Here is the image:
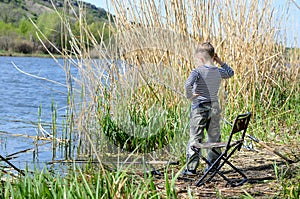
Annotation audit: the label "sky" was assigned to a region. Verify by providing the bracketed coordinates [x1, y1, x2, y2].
[84, 0, 300, 47]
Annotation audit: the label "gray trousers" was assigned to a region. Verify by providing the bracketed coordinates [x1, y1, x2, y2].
[186, 101, 221, 171]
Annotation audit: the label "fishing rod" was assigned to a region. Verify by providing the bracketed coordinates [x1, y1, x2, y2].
[223, 120, 295, 164]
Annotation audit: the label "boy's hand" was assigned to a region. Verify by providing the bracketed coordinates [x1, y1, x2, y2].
[190, 94, 200, 100]
[213, 53, 224, 66]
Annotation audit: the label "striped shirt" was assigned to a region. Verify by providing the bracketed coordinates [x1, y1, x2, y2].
[185, 63, 234, 109]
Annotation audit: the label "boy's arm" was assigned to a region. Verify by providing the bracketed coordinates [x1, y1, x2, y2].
[213, 53, 224, 65]
[219, 63, 234, 78]
[184, 70, 198, 99]
[214, 53, 234, 78]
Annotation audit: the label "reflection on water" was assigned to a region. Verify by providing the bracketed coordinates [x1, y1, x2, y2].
[0, 56, 77, 171]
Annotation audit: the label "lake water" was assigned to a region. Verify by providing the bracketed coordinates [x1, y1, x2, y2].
[0, 56, 77, 171]
[0, 56, 179, 174]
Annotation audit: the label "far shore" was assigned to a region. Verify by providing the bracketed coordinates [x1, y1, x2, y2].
[0, 52, 63, 58]
[0, 51, 101, 59]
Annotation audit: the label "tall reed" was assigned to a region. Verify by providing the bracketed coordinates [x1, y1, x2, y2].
[32, 0, 298, 170]
[107, 0, 299, 142]
[110, 0, 298, 113]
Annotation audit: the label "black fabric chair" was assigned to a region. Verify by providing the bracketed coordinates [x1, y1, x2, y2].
[191, 112, 251, 187]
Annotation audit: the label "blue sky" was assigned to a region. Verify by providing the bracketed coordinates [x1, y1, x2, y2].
[85, 0, 300, 47]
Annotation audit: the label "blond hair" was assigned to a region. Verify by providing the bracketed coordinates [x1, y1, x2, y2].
[195, 42, 215, 57]
[194, 42, 215, 66]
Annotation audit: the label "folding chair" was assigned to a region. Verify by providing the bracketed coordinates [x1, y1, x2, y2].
[191, 112, 251, 187]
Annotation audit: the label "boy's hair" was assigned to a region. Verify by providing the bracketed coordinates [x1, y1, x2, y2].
[195, 42, 215, 58]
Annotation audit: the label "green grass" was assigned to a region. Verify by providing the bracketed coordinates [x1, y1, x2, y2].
[0, 165, 182, 199]
[274, 162, 300, 199]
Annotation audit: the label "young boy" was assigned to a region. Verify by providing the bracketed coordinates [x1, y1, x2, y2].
[183, 42, 234, 175]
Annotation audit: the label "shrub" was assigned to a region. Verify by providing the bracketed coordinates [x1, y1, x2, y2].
[13, 40, 34, 54]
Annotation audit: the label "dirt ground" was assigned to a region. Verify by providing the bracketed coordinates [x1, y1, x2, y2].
[152, 143, 300, 198]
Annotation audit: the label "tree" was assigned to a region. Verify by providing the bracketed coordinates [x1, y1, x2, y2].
[36, 12, 62, 52]
[18, 18, 35, 39]
[0, 20, 18, 51]
[0, 4, 24, 24]
[89, 20, 112, 46]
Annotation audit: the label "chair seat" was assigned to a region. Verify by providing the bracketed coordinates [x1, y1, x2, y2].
[192, 142, 227, 149]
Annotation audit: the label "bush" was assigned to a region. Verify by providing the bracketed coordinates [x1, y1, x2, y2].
[0, 36, 12, 51]
[13, 40, 33, 54]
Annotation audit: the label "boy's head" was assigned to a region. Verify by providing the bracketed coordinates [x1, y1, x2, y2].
[195, 42, 215, 58]
[194, 42, 215, 65]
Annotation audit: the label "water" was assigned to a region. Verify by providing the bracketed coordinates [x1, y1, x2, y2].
[0, 57, 180, 173]
[0, 56, 77, 171]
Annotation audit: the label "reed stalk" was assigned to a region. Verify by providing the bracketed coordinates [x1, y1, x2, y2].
[107, 0, 299, 142]
[21, 0, 298, 170]
[37, 0, 298, 168]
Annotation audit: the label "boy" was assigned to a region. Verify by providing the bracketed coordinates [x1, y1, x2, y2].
[183, 42, 234, 175]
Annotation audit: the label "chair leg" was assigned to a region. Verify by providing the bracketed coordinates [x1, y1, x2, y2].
[194, 152, 227, 186]
[211, 148, 248, 186]
[195, 154, 233, 186]
[218, 158, 247, 186]
[195, 159, 223, 186]
[193, 147, 247, 187]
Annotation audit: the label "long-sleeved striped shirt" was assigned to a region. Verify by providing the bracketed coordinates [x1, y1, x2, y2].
[185, 63, 234, 109]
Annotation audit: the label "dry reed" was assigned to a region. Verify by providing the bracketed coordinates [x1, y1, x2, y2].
[109, 0, 298, 115]
[42, 0, 298, 167]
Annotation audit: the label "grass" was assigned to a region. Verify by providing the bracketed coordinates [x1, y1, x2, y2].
[274, 162, 300, 198]
[0, 165, 182, 199]
[1, 151, 299, 198]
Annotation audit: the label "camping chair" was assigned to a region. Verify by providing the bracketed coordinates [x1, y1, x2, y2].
[191, 112, 251, 187]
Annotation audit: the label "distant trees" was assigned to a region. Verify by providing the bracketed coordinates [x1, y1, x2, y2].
[0, 20, 19, 51]
[0, 3, 24, 23]
[0, 17, 40, 54]
[36, 12, 62, 53]
[0, 1, 111, 55]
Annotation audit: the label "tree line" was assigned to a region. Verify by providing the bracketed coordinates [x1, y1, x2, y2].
[0, 1, 111, 55]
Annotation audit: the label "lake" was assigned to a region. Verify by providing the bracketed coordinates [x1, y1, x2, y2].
[0, 56, 77, 171]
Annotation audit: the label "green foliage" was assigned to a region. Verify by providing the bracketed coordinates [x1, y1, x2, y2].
[0, 0, 111, 54]
[0, 167, 165, 199]
[0, 20, 19, 51]
[18, 18, 35, 39]
[0, 20, 16, 32]
[274, 162, 300, 199]
[222, 66, 299, 143]
[88, 21, 111, 43]
[36, 12, 62, 48]
[0, 2, 24, 23]
[99, 104, 176, 153]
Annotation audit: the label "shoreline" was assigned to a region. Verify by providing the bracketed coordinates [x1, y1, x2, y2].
[0, 52, 63, 58]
